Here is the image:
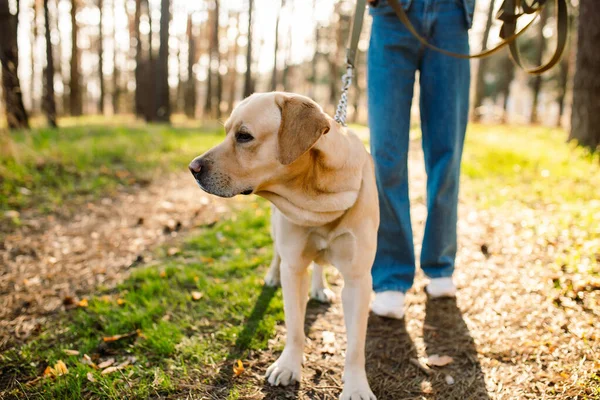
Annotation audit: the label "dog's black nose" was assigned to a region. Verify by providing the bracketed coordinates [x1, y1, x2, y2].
[189, 158, 203, 175]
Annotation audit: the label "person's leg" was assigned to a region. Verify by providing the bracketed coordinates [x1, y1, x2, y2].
[418, 0, 470, 294]
[367, 4, 422, 297]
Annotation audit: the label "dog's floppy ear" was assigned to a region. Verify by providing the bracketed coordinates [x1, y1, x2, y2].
[275, 94, 330, 165]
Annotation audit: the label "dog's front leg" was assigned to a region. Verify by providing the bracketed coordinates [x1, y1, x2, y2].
[266, 260, 309, 386]
[339, 270, 376, 400]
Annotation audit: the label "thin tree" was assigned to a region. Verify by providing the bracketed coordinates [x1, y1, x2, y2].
[227, 12, 240, 113]
[498, 53, 515, 123]
[42, 0, 57, 127]
[215, 0, 222, 119]
[153, 0, 170, 122]
[530, 8, 549, 124]
[204, 0, 220, 116]
[70, 0, 82, 115]
[281, 2, 292, 91]
[133, 0, 142, 116]
[270, 0, 284, 91]
[309, 0, 318, 99]
[30, 0, 38, 113]
[184, 13, 197, 118]
[0, 0, 30, 129]
[140, 0, 156, 122]
[98, 0, 105, 114]
[472, 0, 496, 122]
[555, 13, 576, 128]
[112, 0, 120, 114]
[569, 0, 600, 150]
[243, 0, 253, 98]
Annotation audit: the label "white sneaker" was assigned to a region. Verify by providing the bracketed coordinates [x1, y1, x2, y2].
[426, 277, 457, 298]
[371, 291, 405, 319]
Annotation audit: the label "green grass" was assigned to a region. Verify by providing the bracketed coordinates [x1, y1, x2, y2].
[0, 120, 223, 214]
[462, 124, 600, 206]
[462, 124, 600, 280]
[1, 199, 282, 399]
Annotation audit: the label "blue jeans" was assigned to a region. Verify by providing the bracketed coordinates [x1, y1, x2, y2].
[367, 0, 471, 293]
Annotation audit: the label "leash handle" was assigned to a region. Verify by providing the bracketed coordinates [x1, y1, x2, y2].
[386, 0, 569, 75]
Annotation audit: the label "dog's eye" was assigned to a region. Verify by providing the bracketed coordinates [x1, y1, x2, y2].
[236, 132, 254, 143]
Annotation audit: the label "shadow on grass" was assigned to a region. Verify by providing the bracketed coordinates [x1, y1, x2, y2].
[365, 298, 489, 399]
[422, 297, 489, 399]
[206, 283, 332, 400]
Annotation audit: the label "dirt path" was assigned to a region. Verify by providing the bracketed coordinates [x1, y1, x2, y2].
[198, 138, 599, 399]
[0, 173, 224, 349]
[2, 136, 598, 399]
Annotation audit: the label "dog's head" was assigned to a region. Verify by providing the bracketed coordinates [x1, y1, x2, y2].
[189, 92, 331, 198]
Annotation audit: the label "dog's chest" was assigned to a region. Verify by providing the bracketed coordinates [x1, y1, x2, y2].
[308, 230, 356, 266]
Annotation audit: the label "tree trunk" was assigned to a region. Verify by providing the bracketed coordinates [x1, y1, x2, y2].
[530, 7, 549, 124]
[204, 0, 220, 117]
[214, 0, 222, 118]
[472, 0, 495, 122]
[310, 6, 319, 99]
[143, 0, 154, 121]
[153, 0, 170, 122]
[69, 0, 82, 116]
[30, 0, 37, 113]
[98, 0, 105, 114]
[184, 13, 196, 118]
[0, 0, 30, 129]
[498, 53, 515, 124]
[243, 0, 253, 98]
[134, 0, 142, 116]
[281, 7, 292, 91]
[569, 0, 600, 150]
[270, 0, 284, 91]
[227, 12, 240, 113]
[112, 0, 120, 114]
[42, 0, 57, 127]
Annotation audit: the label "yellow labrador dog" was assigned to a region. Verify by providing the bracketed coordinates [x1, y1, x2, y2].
[189, 92, 379, 400]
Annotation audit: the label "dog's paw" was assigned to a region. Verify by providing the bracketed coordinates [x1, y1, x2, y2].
[265, 355, 301, 386]
[340, 372, 376, 400]
[264, 270, 281, 287]
[310, 287, 335, 303]
[339, 385, 376, 400]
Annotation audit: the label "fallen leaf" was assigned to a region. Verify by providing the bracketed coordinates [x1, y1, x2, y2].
[420, 380, 433, 394]
[44, 360, 69, 377]
[102, 331, 138, 342]
[167, 247, 180, 256]
[87, 372, 96, 382]
[81, 354, 97, 369]
[191, 291, 203, 301]
[233, 359, 245, 376]
[424, 354, 454, 367]
[64, 349, 79, 356]
[159, 270, 167, 278]
[116, 298, 126, 305]
[101, 366, 119, 375]
[97, 358, 115, 369]
[77, 298, 89, 307]
[100, 295, 111, 303]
